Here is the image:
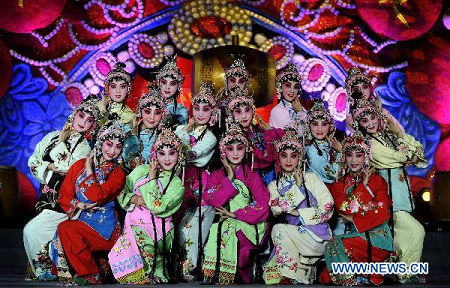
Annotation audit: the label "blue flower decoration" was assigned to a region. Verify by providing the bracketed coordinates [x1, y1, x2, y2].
[375, 71, 441, 178]
[0, 64, 72, 194]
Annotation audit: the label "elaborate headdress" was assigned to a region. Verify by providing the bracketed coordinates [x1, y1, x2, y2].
[274, 127, 303, 154]
[304, 99, 335, 142]
[226, 86, 255, 116]
[156, 55, 184, 89]
[224, 54, 250, 91]
[191, 82, 218, 126]
[345, 67, 371, 97]
[136, 81, 167, 118]
[105, 62, 132, 87]
[219, 121, 252, 157]
[276, 62, 302, 100]
[151, 127, 186, 169]
[342, 132, 372, 170]
[351, 99, 385, 132]
[71, 94, 102, 122]
[95, 121, 129, 158]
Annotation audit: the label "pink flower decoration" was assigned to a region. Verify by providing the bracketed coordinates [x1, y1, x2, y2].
[325, 202, 333, 212]
[349, 199, 360, 213]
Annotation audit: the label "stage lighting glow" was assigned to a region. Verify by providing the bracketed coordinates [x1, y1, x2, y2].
[422, 190, 431, 202]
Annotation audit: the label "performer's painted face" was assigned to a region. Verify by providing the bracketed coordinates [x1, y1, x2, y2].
[142, 106, 163, 129]
[73, 110, 95, 133]
[227, 75, 247, 91]
[108, 79, 128, 103]
[102, 138, 123, 161]
[281, 80, 300, 102]
[358, 112, 379, 134]
[156, 146, 178, 171]
[193, 103, 213, 125]
[351, 81, 371, 101]
[232, 104, 253, 128]
[345, 149, 365, 173]
[160, 76, 179, 100]
[225, 142, 246, 165]
[310, 118, 331, 140]
[279, 148, 300, 173]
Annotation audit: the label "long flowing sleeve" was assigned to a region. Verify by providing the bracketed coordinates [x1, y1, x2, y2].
[351, 174, 391, 233]
[370, 138, 409, 169]
[233, 171, 270, 225]
[189, 130, 217, 167]
[268, 181, 283, 216]
[141, 176, 184, 218]
[251, 128, 284, 169]
[329, 179, 352, 216]
[80, 165, 126, 205]
[58, 159, 84, 217]
[297, 172, 334, 226]
[203, 169, 239, 207]
[117, 164, 148, 211]
[28, 131, 59, 184]
[52, 137, 91, 173]
[396, 134, 427, 168]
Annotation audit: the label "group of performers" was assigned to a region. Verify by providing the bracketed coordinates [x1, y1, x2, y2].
[23, 55, 427, 286]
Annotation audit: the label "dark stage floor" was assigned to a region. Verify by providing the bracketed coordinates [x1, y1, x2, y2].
[1, 229, 450, 287]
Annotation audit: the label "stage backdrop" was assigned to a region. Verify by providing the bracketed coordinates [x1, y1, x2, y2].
[0, 0, 447, 206]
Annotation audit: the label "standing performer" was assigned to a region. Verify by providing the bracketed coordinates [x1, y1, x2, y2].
[175, 82, 218, 281]
[352, 99, 427, 283]
[227, 89, 283, 185]
[263, 129, 334, 285]
[202, 122, 270, 284]
[345, 67, 404, 134]
[101, 62, 135, 129]
[157, 55, 188, 127]
[55, 121, 128, 285]
[109, 128, 185, 284]
[320, 133, 393, 286]
[269, 62, 307, 136]
[24, 96, 100, 281]
[304, 99, 342, 184]
[121, 83, 166, 172]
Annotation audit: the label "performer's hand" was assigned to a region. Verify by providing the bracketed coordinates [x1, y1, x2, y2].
[293, 167, 303, 186]
[185, 118, 195, 133]
[373, 95, 382, 110]
[148, 158, 158, 179]
[101, 91, 109, 111]
[255, 114, 271, 131]
[292, 97, 303, 113]
[47, 163, 58, 172]
[387, 117, 404, 137]
[363, 167, 375, 185]
[221, 156, 234, 181]
[76, 201, 98, 211]
[327, 136, 343, 153]
[290, 209, 299, 216]
[215, 206, 236, 219]
[404, 155, 419, 166]
[131, 195, 147, 209]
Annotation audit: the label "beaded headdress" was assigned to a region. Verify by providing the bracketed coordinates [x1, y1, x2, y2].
[136, 81, 167, 118]
[151, 127, 186, 169]
[156, 55, 184, 89]
[95, 121, 129, 158]
[105, 62, 132, 87]
[342, 132, 372, 170]
[274, 128, 303, 154]
[345, 67, 371, 97]
[276, 62, 302, 100]
[224, 54, 250, 91]
[304, 99, 335, 142]
[71, 94, 102, 122]
[226, 87, 254, 116]
[351, 99, 385, 132]
[192, 82, 218, 126]
[219, 121, 252, 157]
